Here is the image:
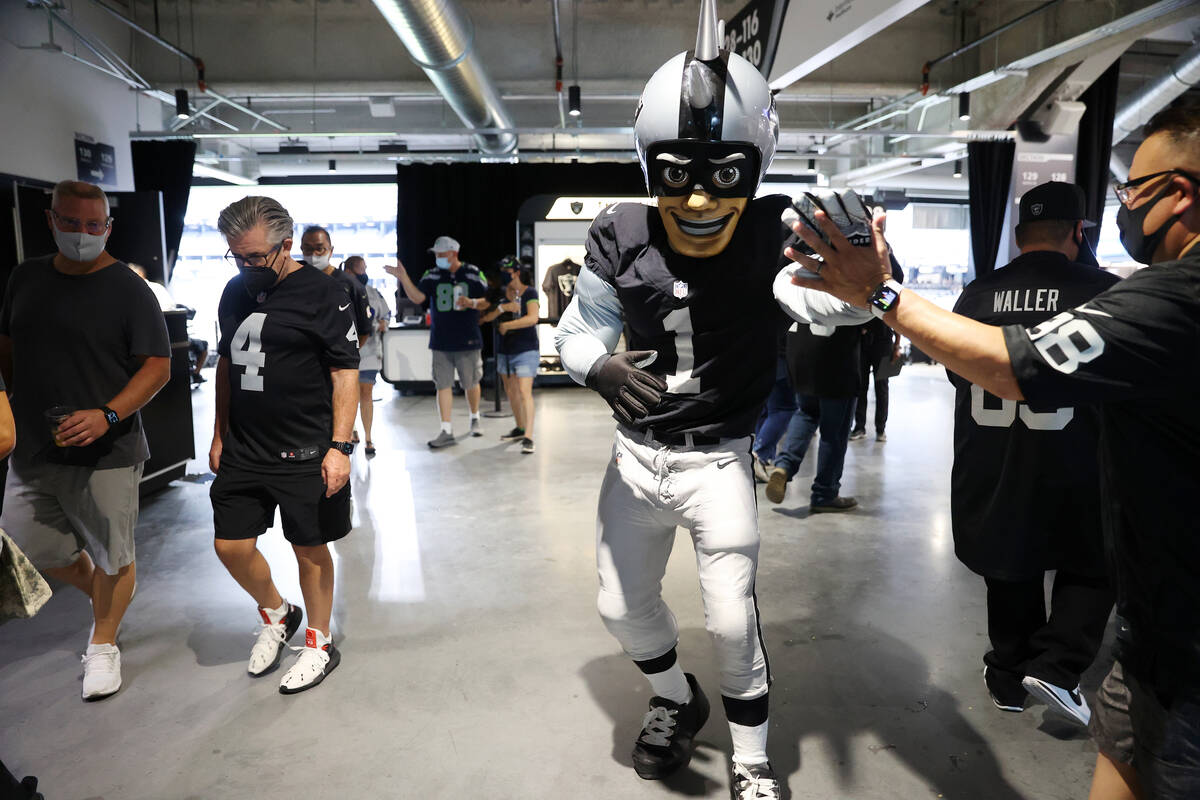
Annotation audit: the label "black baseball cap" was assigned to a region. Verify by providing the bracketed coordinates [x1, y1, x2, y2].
[1018, 181, 1096, 227]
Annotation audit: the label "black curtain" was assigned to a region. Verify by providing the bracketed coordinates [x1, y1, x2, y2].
[968, 140, 1016, 278]
[1075, 59, 1121, 251]
[131, 139, 196, 282]
[395, 162, 644, 277]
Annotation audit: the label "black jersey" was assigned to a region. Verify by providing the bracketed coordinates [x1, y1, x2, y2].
[1004, 247, 1200, 693]
[315, 262, 371, 339]
[585, 196, 791, 438]
[217, 265, 360, 474]
[950, 251, 1119, 580]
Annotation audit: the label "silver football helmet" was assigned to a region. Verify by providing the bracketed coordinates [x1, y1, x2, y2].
[633, 0, 779, 198]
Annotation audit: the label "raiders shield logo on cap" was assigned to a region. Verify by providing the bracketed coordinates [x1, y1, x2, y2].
[673, 280, 688, 299]
[1031, 203, 1044, 216]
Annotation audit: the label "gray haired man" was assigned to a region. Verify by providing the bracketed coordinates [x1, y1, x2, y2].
[210, 196, 360, 694]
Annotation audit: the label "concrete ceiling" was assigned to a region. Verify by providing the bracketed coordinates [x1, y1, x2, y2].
[18, 0, 1200, 188]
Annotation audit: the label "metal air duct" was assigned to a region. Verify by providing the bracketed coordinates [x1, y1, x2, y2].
[1113, 39, 1200, 144]
[369, 0, 518, 154]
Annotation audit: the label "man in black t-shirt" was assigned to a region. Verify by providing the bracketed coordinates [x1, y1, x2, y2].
[210, 196, 359, 695]
[785, 101, 1200, 800]
[0, 180, 171, 702]
[950, 182, 1118, 726]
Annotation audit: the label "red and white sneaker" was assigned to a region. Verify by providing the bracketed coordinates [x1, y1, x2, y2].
[279, 628, 341, 694]
[248, 603, 303, 677]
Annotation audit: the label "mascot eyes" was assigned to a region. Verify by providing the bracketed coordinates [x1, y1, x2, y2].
[662, 166, 690, 188]
[713, 166, 741, 189]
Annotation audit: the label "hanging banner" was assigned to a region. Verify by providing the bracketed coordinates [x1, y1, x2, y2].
[724, 0, 789, 77]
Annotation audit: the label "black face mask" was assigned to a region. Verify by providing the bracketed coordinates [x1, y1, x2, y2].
[1117, 183, 1182, 265]
[499, 270, 513, 286]
[354, 271, 369, 286]
[240, 245, 284, 298]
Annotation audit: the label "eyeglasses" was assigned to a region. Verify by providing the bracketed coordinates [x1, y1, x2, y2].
[224, 241, 284, 268]
[300, 243, 331, 256]
[1113, 169, 1200, 206]
[51, 209, 112, 236]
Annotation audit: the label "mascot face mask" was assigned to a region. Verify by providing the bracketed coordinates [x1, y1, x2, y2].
[634, 0, 778, 259]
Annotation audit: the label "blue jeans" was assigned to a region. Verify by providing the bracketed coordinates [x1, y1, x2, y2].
[753, 356, 796, 463]
[773, 394, 858, 504]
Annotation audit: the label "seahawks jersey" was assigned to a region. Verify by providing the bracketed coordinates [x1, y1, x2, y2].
[418, 263, 487, 351]
[949, 251, 1118, 580]
[1004, 246, 1200, 692]
[584, 196, 791, 438]
[217, 265, 359, 474]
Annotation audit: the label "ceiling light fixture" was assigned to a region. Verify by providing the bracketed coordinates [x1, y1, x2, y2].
[328, 159, 337, 173]
[174, 88, 190, 119]
[568, 85, 582, 117]
[958, 92, 971, 122]
[953, 159, 963, 178]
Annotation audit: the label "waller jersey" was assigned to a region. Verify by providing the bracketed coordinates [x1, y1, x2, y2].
[585, 196, 791, 438]
[1004, 246, 1200, 693]
[949, 251, 1119, 580]
[217, 265, 360, 474]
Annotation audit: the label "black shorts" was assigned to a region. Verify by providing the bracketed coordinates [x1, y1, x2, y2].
[210, 465, 352, 546]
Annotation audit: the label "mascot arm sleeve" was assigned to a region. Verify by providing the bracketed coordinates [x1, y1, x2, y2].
[554, 267, 624, 386]
[773, 267, 873, 326]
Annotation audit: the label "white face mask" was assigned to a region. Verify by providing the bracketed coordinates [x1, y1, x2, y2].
[308, 253, 331, 270]
[435, 256, 451, 269]
[54, 229, 107, 263]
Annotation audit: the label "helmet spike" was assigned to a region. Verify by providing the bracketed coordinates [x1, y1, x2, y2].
[694, 0, 721, 62]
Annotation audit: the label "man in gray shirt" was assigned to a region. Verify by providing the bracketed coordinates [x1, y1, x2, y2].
[0, 180, 170, 702]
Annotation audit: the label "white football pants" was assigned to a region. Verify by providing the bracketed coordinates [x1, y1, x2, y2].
[595, 426, 770, 700]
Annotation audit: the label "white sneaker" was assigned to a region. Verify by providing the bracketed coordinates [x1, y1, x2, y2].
[279, 630, 341, 694]
[469, 418, 483, 437]
[248, 603, 303, 677]
[81, 643, 122, 701]
[1022, 675, 1090, 726]
[731, 760, 781, 800]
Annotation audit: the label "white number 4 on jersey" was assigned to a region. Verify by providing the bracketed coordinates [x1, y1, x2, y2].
[230, 312, 267, 391]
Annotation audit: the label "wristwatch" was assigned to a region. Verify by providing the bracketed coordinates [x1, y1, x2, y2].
[868, 279, 904, 319]
[100, 406, 120, 427]
[330, 441, 355, 455]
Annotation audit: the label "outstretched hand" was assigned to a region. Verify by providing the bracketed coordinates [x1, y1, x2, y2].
[783, 206, 893, 308]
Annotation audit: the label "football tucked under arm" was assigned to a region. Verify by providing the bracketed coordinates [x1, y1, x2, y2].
[554, 267, 625, 386]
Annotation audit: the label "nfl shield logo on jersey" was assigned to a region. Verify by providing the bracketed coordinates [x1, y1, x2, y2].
[673, 280, 688, 299]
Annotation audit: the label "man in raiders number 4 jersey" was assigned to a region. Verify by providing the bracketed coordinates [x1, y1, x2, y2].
[949, 182, 1117, 726]
[210, 196, 360, 695]
[555, 4, 869, 796]
[785, 101, 1200, 800]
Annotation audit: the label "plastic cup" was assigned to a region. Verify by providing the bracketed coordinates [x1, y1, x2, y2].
[44, 405, 74, 447]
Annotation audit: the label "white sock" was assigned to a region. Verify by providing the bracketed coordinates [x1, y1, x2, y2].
[440, 421, 453, 434]
[645, 662, 692, 705]
[729, 719, 769, 766]
[469, 411, 480, 421]
[260, 599, 289, 624]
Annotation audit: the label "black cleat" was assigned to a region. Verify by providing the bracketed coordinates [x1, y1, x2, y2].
[632, 673, 710, 780]
[983, 666, 1027, 712]
[731, 760, 782, 800]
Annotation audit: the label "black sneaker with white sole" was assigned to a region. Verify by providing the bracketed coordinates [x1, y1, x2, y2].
[632, 673, 710, 780]
[500, 427, 525, 441]
[983, 666, 1026, 712]
[1022, 675, 1090, 726]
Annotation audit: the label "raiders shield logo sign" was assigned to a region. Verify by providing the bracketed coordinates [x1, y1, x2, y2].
[570, 201, 584, 215]
[673, 280, 688, 299]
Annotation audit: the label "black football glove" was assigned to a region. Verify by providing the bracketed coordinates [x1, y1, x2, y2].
[585, 350, 668, 426]
[780, 189, 875, 263]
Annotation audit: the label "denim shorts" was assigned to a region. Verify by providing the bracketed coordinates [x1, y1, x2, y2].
[497, 349, 539, 379]
[1090, 658, 1200, 798]
[358, 369, 378, 385]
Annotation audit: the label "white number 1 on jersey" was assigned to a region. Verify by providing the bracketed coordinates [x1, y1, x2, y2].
[662, 307, 700, 394]
[230, 312, 267, 392]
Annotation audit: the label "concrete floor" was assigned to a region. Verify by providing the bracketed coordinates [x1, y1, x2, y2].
[0, 365, 1111, 800]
